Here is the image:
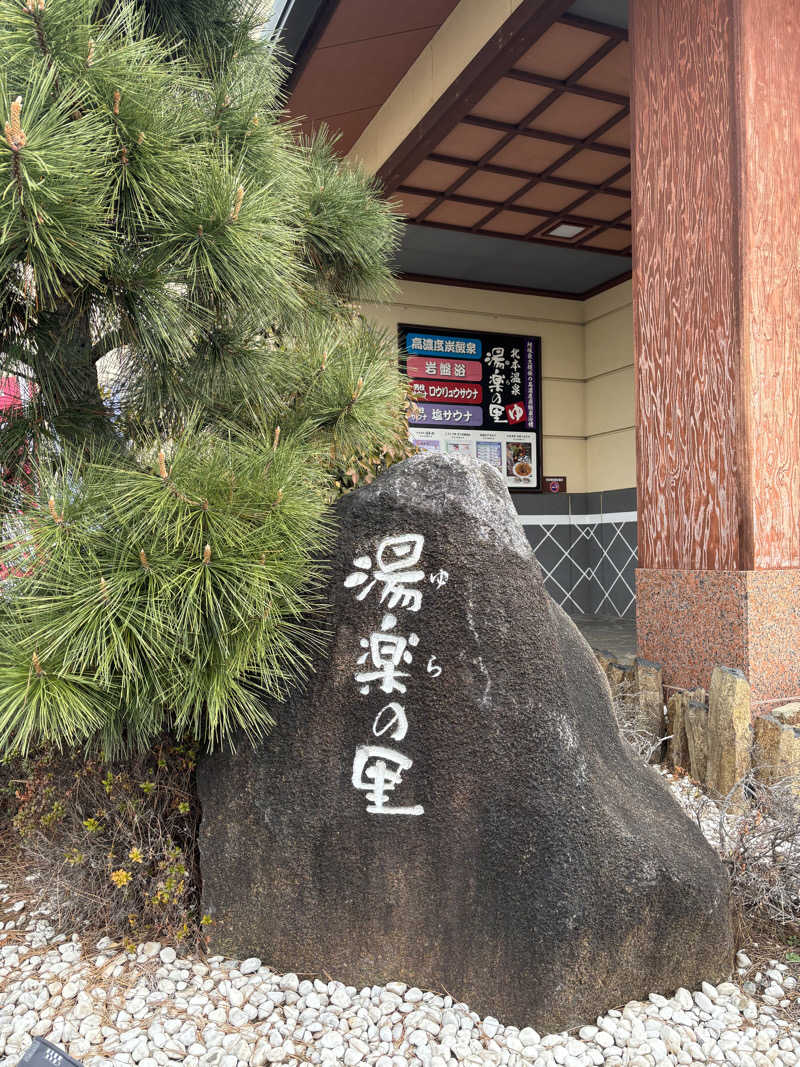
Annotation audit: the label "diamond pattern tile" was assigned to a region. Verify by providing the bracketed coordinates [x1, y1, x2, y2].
[526, 517, 637, 618]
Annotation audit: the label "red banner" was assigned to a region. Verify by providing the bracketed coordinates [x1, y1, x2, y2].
[0, 377, 21, 411]
[406, 355, 483, 382]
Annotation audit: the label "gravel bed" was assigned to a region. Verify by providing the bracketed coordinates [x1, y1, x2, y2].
[0, 777, 798, 1067]
[661, 771, 743, 852]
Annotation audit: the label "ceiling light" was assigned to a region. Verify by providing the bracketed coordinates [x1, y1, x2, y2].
[546, 223, 586, 240]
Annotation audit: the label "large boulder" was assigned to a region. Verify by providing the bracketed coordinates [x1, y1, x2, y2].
[197, 454, 733, 1031]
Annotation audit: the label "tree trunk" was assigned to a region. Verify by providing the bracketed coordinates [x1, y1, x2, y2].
[30, 302, 112, 449]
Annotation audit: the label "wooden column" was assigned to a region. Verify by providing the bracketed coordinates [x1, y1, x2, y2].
[631, 0, 800, 706]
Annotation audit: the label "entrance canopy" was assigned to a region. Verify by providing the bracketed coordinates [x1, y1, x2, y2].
[270, 0, 639, 629]
[273, 0, 800, 709]
[278, 0, 631, 298]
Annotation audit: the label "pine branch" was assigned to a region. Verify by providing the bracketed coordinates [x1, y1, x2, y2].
[0, 0, 409, 756]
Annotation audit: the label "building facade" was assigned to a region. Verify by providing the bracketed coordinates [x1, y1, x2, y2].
[275, 0, 800, 708]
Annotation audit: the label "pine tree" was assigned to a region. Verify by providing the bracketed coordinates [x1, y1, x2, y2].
[0, 0, 411, 755]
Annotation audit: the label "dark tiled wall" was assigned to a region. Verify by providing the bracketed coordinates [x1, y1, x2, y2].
[513, 488, 637, 619]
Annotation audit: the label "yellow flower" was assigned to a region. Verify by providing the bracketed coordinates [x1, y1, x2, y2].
[111, 868, 131, 888]
[128, 847, 143, 864]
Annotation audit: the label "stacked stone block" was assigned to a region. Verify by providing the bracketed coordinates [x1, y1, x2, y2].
[595, 654, 800, 804]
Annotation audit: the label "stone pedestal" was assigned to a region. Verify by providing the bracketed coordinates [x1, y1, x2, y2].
[636, 569, 800, 707]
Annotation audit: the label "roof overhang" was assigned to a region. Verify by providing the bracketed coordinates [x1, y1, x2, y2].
[278, 0, 631, 298]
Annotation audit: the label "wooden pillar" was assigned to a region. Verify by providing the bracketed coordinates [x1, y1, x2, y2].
[631, 0, 800, 708]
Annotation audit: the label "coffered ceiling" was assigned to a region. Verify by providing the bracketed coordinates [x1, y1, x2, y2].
[388, 12, 631, 257]
[281, 0, 631, 294]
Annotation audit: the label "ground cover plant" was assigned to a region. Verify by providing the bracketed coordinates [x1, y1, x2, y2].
[10, 741, 202, 945]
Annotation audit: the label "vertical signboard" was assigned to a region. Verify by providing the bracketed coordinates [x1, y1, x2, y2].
[399, 323, 543, 491]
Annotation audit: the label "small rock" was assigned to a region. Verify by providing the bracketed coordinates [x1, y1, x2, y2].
[483, 1017, 500, 1039]
[694, 991, 715, 1013]
[519, 1027, 541, 1046]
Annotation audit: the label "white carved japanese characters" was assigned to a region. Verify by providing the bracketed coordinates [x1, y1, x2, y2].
[371, 702, 408, 741]
[345, 533, 443, 816]
[343, 533, 425, 611]
[354, 613, 418, 696]
[351, 746, 424, 816]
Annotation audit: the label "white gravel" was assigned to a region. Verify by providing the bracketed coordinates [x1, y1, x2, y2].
[0, 775, 798, 1067]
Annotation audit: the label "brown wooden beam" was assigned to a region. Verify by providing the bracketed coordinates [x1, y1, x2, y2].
[415, 37, 627, 225]
[461, 114, 630, 157]
[565, 35, 620, 83]
[410, 218, 632, 258]
[397, 269, 633, 300]
[471, 106, 629, 233]
[398, 184, 632, 231]
[573, 206, 632, 247]
[418, 28, 628, 235]
[397, 272, 584, 300]
[524, 160, 631, 238]
[505, 68, 628, 106]
[427, 152, 631, 198]
[557, 12, 628, 40]
[582, 270, 633, 297]
[415, 79, 567, 223]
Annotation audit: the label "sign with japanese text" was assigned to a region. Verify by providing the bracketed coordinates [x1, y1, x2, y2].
[399, 323, 543, 491]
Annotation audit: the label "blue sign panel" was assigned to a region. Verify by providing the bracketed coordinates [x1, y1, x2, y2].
[408, 403, 484, 427]
[404, 332, 482, 359]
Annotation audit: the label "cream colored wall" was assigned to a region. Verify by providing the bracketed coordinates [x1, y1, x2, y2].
[360, 278, 635, 495]
[583, 280, 635, 492]
[348, 0, 526, 175]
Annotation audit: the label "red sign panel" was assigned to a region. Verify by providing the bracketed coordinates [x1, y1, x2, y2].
[406, 355, 483, 382]
[505, 401, 527, 425]
[410, 381, 482, 405]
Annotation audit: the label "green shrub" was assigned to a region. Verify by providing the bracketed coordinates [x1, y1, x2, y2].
[0, 424, 333, 757]
[12, 741, 203, 945]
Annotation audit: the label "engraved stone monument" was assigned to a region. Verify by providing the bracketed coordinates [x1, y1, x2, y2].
[197, 453, 733, 1030]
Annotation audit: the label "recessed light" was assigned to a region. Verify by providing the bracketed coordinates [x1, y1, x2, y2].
[546, 222, 586, 240]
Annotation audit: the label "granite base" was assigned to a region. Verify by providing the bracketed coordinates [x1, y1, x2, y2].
[636, 569, 800, 709]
